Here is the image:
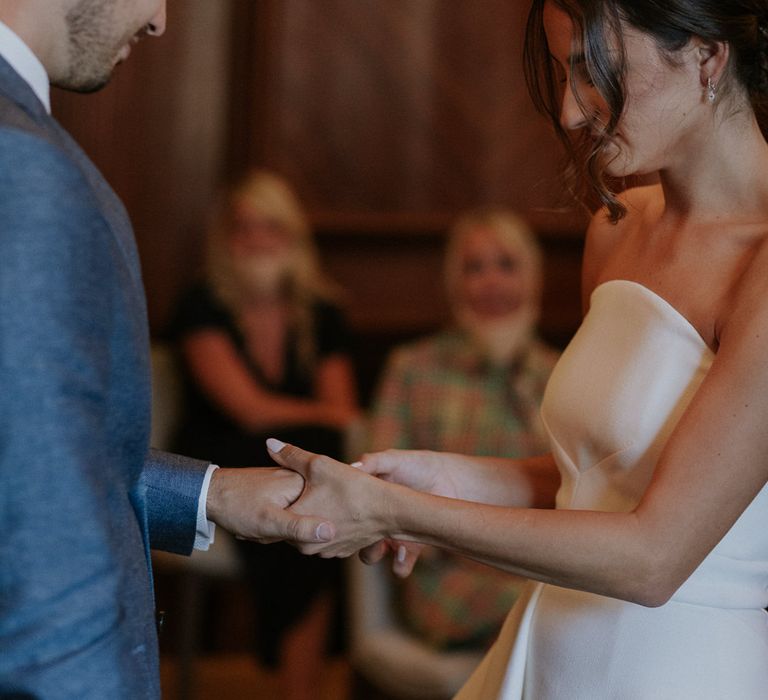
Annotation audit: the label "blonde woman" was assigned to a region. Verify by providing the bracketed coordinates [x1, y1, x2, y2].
[170, 170, 358, 700]
[369, 210, 557, 652]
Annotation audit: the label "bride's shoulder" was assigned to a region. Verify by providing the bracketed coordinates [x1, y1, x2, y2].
[582, 185, 660, 284]
[588, 184, 660, 244]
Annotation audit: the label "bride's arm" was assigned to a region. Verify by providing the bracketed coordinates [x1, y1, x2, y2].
[364, 345, 560, 510]
[340, 449, 558, 578]
[396, 267, 768, 603]
[358, 449, 559, 509]
[270, 240, 768, 607]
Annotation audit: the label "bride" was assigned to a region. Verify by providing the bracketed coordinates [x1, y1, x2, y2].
[268, 1, 768, 697]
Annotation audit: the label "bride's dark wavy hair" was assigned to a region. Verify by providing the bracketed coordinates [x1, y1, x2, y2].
[524, 0, 768, 222]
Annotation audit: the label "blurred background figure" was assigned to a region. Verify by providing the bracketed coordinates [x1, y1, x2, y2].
[369, 209, 558, 656]
[169, 170, 359, 700]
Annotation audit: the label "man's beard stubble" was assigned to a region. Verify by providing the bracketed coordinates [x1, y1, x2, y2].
[57, 0, 123, 93]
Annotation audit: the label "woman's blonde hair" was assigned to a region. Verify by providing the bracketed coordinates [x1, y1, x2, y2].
[206, 170, 340, 370]
[443, 208, 543, 310]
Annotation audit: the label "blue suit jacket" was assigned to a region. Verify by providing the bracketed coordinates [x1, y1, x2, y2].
[0, 56, 209, 698]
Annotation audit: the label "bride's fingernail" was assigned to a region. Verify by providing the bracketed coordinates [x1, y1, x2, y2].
[266, 438, 287, 453]
[315, 523, 332, 541]
[397, 545, 407, 563]
[350, 461, 363, 468]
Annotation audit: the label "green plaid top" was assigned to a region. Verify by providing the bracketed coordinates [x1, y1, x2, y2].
[370, 328, 558, 457]
[368, 328, 559, 650]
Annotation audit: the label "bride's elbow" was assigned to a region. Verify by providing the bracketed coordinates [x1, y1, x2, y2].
[622, 549, 689, 608]
[629, 582, 675, 608]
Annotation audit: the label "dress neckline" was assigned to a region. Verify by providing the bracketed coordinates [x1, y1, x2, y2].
[591, 279, 715, 356]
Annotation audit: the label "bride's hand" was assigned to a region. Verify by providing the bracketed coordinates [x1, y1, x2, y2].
[267, 438, 394, 557]
[351, 450, 456, 575]
[359, 538, 424, 577]
[355, 449, 461, 499]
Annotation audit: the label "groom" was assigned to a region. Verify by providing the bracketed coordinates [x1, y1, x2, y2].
[0, 1, 333, 697]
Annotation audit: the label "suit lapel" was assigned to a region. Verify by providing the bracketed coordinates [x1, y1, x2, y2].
[0, 53, 48, 121]
[0, 54, 145, 294]
[47, 116, 146, 292]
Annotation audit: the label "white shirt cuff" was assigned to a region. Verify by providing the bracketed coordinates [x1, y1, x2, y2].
[193, 463, 219, 551]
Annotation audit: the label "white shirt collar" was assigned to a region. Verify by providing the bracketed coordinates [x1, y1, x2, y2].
[0, 20, 51, 113]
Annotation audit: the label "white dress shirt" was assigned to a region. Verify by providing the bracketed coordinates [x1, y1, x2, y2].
[0, 19, 50, 113]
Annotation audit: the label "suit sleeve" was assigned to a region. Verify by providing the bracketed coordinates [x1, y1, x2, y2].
[143, 448, 209, 553]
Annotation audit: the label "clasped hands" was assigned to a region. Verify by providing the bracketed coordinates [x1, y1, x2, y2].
[263, 437, 396, 560]
[206, 438, 441, 575]
[267, 437, 452, 575]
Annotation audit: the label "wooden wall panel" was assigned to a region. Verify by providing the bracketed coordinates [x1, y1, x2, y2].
[232, 0, 572, 217]
[226, 0, 587, 400]
[52, 0, 231, 330]
[50, 0, 587, 402]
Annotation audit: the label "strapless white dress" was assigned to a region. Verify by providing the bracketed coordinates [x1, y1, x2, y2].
[455, 280, 768, 699]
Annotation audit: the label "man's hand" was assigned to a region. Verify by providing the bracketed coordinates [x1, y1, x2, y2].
[206, 467, 335, 544]
[267, 441, 429, 573]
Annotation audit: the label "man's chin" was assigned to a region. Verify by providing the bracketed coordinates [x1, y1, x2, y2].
[51, 72, 113, 94]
